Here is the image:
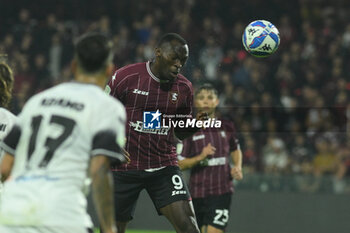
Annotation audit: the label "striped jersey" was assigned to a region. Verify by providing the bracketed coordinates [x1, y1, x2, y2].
[106, 61, 193, 171]
[0, 82, 126, 227]
[179, 119, 238, 198]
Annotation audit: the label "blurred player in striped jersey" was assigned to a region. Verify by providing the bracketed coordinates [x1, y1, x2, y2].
[178, 83, 243, 233]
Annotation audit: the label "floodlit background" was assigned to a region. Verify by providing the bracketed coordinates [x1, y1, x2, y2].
[1, 0, 350, 232]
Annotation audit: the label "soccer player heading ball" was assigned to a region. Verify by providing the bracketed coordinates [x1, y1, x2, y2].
[106, 33, 206, 233]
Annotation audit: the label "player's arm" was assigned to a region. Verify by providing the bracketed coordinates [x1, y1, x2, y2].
[0, 152, 14, 182]
[178, 143, 216, 170]
[230, 149, 243, 180]
[89, 155, 117, 233]
[0, 124, 21, 182]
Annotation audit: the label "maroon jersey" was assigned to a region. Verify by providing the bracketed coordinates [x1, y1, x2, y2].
[180, 119, 239, 198]
[107, 61, 193, 171]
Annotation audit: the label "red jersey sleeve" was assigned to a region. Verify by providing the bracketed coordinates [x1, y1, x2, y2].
[184, 82, 194, 116]
[176, 79, 193, 117]
[180, 137, 195, 158]
[106, 69, 129, 103]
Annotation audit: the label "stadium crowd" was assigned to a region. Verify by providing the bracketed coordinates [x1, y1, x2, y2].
[1, 0, 350, 193]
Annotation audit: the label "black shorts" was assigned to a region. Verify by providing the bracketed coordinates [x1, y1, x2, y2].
[113, 166, 191, 222]
[192, 193, 232, 230]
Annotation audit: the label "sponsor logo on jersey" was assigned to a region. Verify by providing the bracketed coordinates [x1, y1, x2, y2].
[129, 121, 170, 135]
[192, 134, 205, 141]
[133, 89, 149, 96]
[104, 85, 111, 94]
[172, 190, 187, 196]
[207, 157, 226, 166]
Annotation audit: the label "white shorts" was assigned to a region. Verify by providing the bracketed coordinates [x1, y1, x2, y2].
[0, 226, 91, 233]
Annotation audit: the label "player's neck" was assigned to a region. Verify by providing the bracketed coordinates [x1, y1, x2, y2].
[74, 74, 105, 88]
[149, 61, 167, 82]
[149, 61, 160, 77]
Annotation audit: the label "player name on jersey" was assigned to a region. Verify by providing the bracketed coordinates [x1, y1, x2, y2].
[41, 98, 85, 111]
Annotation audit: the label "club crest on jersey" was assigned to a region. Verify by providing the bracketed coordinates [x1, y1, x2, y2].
[170, 91, 178, 103]
[221, 131, 226, 138]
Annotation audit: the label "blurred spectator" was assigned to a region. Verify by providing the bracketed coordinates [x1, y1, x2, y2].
[313, 139, 338, 176]
[242, 136, 259, 173]
[295, 159, 321, 193]
[48, 34, 62, 80]
[290, 135, 314, 174]
[262, 137, 289, 174]
[199, 37, 223, 80]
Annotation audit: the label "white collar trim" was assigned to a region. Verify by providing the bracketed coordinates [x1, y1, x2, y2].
[146, 61, 160, 82]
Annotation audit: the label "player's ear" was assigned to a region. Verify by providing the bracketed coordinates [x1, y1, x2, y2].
[215, 97, 220, 107]
[155, 47, 161, 58]
[105, 63, 115, 78]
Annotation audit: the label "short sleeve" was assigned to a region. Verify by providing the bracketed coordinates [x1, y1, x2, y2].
[105, 69, 129, 103]
[1, 97, 35, 156]
[180, 137, 195, 158]
[91, 99, 126, 164]
[1, 125, 21, 156]
[183, 83, 194, 116]
[176, 81, 194, 118]
[0, 109, 16, 141]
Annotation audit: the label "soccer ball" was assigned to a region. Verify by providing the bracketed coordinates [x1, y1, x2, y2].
[242, 20, 280, 57]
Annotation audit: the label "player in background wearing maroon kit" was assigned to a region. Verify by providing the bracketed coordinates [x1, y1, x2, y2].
[178, 84, 243, 233]
[105, 33, 202, 233]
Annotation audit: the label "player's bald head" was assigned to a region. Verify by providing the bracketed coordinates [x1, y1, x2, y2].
[157, 33, 188, 49]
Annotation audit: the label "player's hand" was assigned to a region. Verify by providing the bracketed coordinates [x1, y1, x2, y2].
[122, 148, 131, 164]
[231, 166, 243, 180]
[104, 226, 117, 233]
[196, 111, 209, 121]
[200, 143, 216, 159]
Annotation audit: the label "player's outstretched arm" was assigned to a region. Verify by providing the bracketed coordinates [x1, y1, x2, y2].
[90, 155, 117, 233]
[0, 152, 14, 182]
